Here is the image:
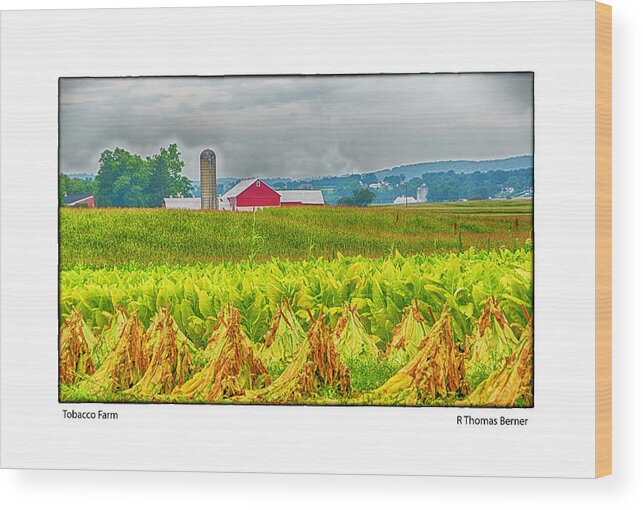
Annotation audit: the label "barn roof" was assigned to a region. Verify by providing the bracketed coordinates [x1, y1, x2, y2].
[163, 198, 201, 210]
[64, 193, 93, 205]
[279, 190, 325, 205]
[221, 178, 264, 199]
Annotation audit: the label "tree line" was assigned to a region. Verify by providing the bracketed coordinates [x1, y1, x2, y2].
[282, 168, 532, 205]
[360, 168, 532, 204]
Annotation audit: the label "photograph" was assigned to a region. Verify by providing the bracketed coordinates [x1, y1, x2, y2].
[58, 73, 534, 407]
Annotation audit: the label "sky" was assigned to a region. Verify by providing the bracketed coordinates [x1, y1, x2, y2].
[59, 73, 533, 181]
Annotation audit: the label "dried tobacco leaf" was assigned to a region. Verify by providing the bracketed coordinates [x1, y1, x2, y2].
[332, 302, 380, 363]
[91, 307, 128, 369]
[125, 305, 197, 400]
[366, 306, 468, 405]
[259, 300, 306, 366]
[79, 309, 148, 395]
[386, 300, 430, 366]
[252, 312, 351, 404]
[175, 303, 271, 402]
[466, 298, 519, 368]
[461, 321, 533, 407]
[59, 307, 97, 385]
[201, 304, 238, 358]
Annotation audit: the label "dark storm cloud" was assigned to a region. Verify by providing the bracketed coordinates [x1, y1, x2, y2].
[59, 74, 533, 180]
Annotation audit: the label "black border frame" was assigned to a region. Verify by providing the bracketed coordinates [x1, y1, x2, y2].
[57, 71, 535, 409]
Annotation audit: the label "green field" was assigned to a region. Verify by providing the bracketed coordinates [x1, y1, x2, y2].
[59, 201, 534, 407]
[59, 200, 532, 269]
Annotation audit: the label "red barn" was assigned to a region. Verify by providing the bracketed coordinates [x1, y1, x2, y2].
[63, 193, 95, 208]
[218, 178, 326, 211]
[221, 178, 281, 211]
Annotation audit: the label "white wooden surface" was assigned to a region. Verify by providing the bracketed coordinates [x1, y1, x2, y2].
[0, 1, 597, 477]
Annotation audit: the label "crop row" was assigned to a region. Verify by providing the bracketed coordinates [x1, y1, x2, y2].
[59, 204, 533, 268]
[59, 296, 533, 407]
[61, 248, 533, 350]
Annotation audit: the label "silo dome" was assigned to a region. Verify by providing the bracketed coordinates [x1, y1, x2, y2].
[200, 149, 216, 160]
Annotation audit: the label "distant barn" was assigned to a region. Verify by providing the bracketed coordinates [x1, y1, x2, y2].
[63, 193, 95, 208]
[221, 178, 281, 212]
[162, 198, 201, 210]
[279, 190, 325, 207]
[218, 178, 325, 211]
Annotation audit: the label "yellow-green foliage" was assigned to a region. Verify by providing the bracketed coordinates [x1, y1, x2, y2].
[251, 313, 351, 404]
[462, 321, 533, 407]
[61, 249, 533, 349]
[332, 302, 380, 362]
[386, 300, 431, 366]
[203, 304, 243, 360]
[126, 306, 197, 400]
[465, 297, 520, 378]
[92, 308, 128, 368]
[366, 307, 468, 406]
[175, 304, 271, 402]
[59, 308, 97, 385]
[78, 309, 148, 395]
[60, 298, 533, 407]
[259, 300, 306, 367]
[59, 227, 533, 406]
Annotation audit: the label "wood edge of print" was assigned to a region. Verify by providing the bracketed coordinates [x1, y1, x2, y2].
[596, 1, 612, 479]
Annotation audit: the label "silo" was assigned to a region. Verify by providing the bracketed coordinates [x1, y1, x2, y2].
[200, 149, 217, 210]
[416, 183, 428, 203]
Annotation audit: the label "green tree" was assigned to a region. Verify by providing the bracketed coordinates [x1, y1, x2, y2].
[352, 187, 375, 206]
[337, 187, 375, 207]
[95, 148, 146, 207]
[94, 144, 192, 207]
[147, 144, 192, 207]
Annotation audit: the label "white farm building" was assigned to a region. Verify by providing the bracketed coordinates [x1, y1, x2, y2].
[393, 196, 418, 205]
[161, 198, 201, 210]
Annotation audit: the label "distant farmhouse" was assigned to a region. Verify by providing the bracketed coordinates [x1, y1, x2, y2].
[63, 193, 95, 208]
[392, 184, 428, 206]
[163, 148, 325, 212]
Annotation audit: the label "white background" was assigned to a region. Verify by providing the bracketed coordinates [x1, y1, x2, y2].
[1, 0, 599, 478]
[0, 0, 640, 508]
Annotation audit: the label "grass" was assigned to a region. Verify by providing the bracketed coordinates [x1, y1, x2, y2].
[347, 358, 403, 392]
[60, 200, 532, 269]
